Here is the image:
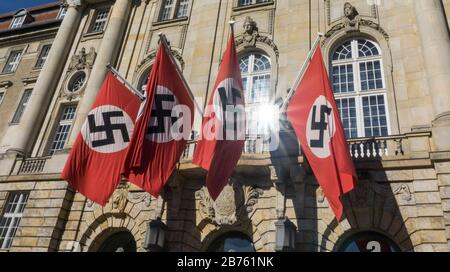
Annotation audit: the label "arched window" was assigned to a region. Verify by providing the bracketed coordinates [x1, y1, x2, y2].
[338, 231, 400, 252]
[97, 231, 137, 252]
[207, 232, 255, 252]
[137, 67, 151, 94]
[331, 39, 389, 138]
[239, 53, 272, 137]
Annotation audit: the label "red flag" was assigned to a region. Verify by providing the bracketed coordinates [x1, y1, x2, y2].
[122, 42, 194, 197]
[61, 72, 141, 205]
[287, 47, 357, 220]
[193, 33, 246, 200]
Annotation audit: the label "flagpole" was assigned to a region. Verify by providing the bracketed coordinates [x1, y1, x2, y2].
[280, 33, 324, 111]
[106, 63, 146, 101]
[157, 33, 204, 117]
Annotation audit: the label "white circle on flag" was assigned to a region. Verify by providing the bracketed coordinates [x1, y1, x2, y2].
[81, 105, 134, 154]
[306, 95, 336, 159]
[212, 78, 244, 123]
[146, 85, 180, 143]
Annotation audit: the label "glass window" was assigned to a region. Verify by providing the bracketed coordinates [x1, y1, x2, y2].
[35, 45, 51, 69]
[10, 15, 25, 29]
[338, 232, 400, 252]
[176, 0, 190, 18]
[57, 7, 67, 20]
[330, 39, 388, 138]
[208, 232, 255, 252]
[0, 90, 5, 105]
[161, 0, 175, 21]
[240, 53, 272, 137]
[68, 71, 87, 93]
[48, 105, 77, 155]
[0, 192, 29, 249]
[91, 8, 110, 33]
[2, 50, 23, 74]
[11, 89, 32, 124]
[239, 0, 270, 7]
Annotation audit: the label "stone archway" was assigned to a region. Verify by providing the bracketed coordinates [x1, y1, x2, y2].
[90, 228, 137, 252]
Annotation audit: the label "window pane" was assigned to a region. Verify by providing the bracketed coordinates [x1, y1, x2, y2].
[239, 55, 250, 73]
[332, 41, 352, 61]
[358, 39, 380, 58]
[2, 50, 22, 73]
[11, 89, 32, 124]
[362, 95, 388, 137]
[161, 0, 174, 21]
[250, 74, 270, 104]
[336, 98, 358, 138]
[0, 192, 29, 249]
[253, 54, 271, 72]
[331, 64, 354, 93]
[91, 9, 109, 32]
[360, 61, 383, 91]
[48, 105, 77, 155]
[176, 0, 189, 18]
[35, 45, 51, 68]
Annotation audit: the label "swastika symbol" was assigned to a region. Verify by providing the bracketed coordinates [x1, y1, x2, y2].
[218, 86, 242, 138]
[309, 105, 332, 148]
[147, 94, 179, 134]
[88, 111, 130, 148]
[306, 96, 336, 158]
[81, 105, 134, 154]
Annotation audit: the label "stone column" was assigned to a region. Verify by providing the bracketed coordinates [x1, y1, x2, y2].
[0, 0, 84, 155]
[414, 0, 450, 151]
[67, 0, 132, 146]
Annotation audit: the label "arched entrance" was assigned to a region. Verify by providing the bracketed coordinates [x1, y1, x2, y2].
[207, 232, 255, 252]
[337, 231, 401, 252]
[95, 230, 137, 252]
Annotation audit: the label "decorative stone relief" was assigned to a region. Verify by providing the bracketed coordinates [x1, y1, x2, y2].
[135, 48, 185, 80]
[128, 192, 151, 207]
[324, 3, 389, 42]
[67, 47, 96, 73]
[111, 183, 129, 213]
[66, 0, 83, 8]
[235, 16, 279, 58]
[393, 184, 412, 202]
[196, 179, 263, 226]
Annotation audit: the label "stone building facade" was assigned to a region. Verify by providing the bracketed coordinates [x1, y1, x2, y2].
[0, 0, 449, 252]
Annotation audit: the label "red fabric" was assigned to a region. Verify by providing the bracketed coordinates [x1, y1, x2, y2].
[61, 72, 141, 205]
[122, 43, 194, 197]
[287, 47, 357, 220]
[193, 33, 246, 200]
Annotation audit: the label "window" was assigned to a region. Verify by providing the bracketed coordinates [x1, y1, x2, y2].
[338, 232, 400, 252]
[0, 192, 29, 249]
[35, 45, 51, 69]
[0, 90, 5, 105]
[159, 0, 190, 21]
[238, 0, 270, 7]
[9, 15, 26, 29]
[240, 53, 272, 137]
[137, 67, 151, 94]
[57, 7, 67, 20]
[48, 105, 77, 155]
[208, 232, 255, 252]
[90, 8, 110, 33]
[68, 71, 87, 93]
[2, 50, 23, 74]
[331, 39, 389, 139]
[11, 89, 32, 124]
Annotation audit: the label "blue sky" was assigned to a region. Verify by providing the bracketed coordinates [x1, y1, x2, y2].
[0, 0, 60, 14]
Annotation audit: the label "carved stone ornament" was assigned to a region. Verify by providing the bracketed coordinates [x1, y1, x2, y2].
[324, 3, 389, 42]
[235, 17, 279, 58]
[128, 192, 151, 207]
[68, 47, 96, 73]
[393, 184, 412, 202]
[66, 0, 82, 8]
[111, 183, 129, 213]
[196, 180, 264, 226]
[137, 48, 185, 73]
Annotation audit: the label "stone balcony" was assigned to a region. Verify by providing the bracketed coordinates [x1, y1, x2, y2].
[1, 131, 433, 177]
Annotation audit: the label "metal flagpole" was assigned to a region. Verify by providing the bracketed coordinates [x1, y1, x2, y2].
[280, 32, 324, 111]
[106, 63, 146, 101]
[157, 33, 204, 117]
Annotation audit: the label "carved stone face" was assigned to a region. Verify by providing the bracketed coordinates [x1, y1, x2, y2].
[344, 3, 355, 18]
[243, 17, 257, 35]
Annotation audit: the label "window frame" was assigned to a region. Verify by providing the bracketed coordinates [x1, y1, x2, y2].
[9, 15, 26, 29]
[2, 49, 24, 74]
[331, 39, 391, 139]
[0, 191, 29, 250]
[34, 44, 51, 69]
[10, 89, 32, 125]
[158, 0, 191, 22]
[0, 89, 5, 105]
[57, 7, 67, 20]
[89, 7, 111, 33]
[47, 104, 78, 156]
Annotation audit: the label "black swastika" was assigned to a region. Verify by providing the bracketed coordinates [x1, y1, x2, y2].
[88, 111, 130, 148]
[147, 94, 179, 134]
[218, 86, 242, 139]
[309, 105, 332, 148]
